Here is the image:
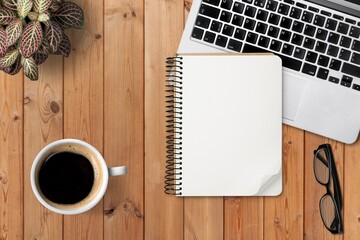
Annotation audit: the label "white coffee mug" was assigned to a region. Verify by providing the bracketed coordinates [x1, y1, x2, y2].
[30, 139, 127, 215]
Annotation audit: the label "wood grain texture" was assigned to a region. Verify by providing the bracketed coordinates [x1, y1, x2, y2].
[63, 0, 104, 238]
[104, 0, 144, 239]
[23, 56, 64, 240]
[0, 73, 23, 240]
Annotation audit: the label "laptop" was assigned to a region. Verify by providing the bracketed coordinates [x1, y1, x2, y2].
[178, 0, 360, 144]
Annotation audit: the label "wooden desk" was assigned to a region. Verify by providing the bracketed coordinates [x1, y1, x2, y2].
[0, 0, 359, 239]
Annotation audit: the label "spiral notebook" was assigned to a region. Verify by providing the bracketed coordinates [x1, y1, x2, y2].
[165, 53, 283, 196]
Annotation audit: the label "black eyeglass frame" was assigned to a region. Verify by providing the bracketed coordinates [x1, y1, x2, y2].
[313, 144, 343, 234]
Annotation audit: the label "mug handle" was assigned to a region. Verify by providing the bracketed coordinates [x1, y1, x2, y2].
[108, 166, 127, 176]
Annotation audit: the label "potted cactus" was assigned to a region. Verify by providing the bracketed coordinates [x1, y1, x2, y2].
[0, 0, 84, 80]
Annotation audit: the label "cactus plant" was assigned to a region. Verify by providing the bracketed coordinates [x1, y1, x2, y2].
[0, 0, 84, 80]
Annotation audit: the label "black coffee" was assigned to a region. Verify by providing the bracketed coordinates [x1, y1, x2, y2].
[39, 151, 94, 204]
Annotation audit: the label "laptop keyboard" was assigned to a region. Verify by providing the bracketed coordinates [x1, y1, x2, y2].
[191, 0, 360, 92]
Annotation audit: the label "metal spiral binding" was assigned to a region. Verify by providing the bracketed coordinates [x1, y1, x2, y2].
[164, 56, 183, 195]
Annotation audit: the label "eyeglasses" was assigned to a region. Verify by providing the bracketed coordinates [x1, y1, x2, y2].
[313, 144, 343, 234]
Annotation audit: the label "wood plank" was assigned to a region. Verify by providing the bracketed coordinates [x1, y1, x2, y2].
[103, 0, 144, 239]
[23, 56, 64, 239]
[63, 0, 104, 238]
[304, 133, 343, 240]
[344, 139, 360, 238]
[264, 126, 304, 240]
[144, 0, 184, 239]
[0, 73, 23, 240]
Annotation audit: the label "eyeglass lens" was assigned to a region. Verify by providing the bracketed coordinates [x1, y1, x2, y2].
[315, 149, 330, 185]
[320, 195, 337, 230]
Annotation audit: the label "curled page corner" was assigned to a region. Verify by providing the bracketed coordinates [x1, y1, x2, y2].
[253, 168, 282, 196]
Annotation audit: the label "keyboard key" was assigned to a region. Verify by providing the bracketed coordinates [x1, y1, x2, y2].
[337, 23, 349, 34]
[232, 14, 244, 26]
[314, 15, 325, 27]
[266, 0, 279, 11]
[339, 49, 351, 61]
[350, 26, 360, 38]
[290, 7, 302, 19]
[222, 24, 234, 36]
[302, 11, 313, 23]
[203, 0, 221, 6]
[220, 0, 233, 10]
[304, 25, 316, 36]
[352, 40, 360, 53]
[234, 28, 246, 40]
[243, 43, 268, 52]
[245, 6, 257, 17]
[351, 53, 360, 65]
[329, 76, 339, 84]
[256, 9, 269, 21]
[270, 39, 282, 51]
[277, 54, 302, 71]
[267, 26, 280, 38]
[200, 4, 221, 19]
[269, 13, 281, 25]
[211, 21, 223, 32]
[291, 33, 303, 46]
[353, 84, 360, 91]
[318, 55, 330, 67]
[278, 3, 290, 15]
[256, 22, 268, 34]
[280, 30, 292, 41]
[282, 43, 294, 55]
[325, 19, 338, 31]
[195, 15, 211, 28]
[329, 59, 341, 70]
[227, 39, 242, 51]
[296, 2, 307, 9]
[215, 35, 228, 47]
[316, 28, 328, 41]
[292, 21, 304, 33]
[327, 45, 339, 57]
[192, 27, 204, 39]
[320, 10, 331, 17]
[203, 31, 216, 43]
[309, 6, 319, 12]
[328, 32, 340, 45]
[315, 41, 327, 53]
[258, 36, 270, 48]
[254, 0, 266, 8]
[333, 14, 344, 21]
[341, 75, 352, 87]
[304, 37, 315, 49]
[233, 2, 245, 13]
[302, 63, 317, 76]
[306, 51, 318, 63]
[244, 18, 256, 30]
[340, 37, 351, 48]
[342, 62, 360, 78]
[280, 17, 292, 29]
[242, 0, 253, 3]
[220, 10, 232, 22]
[294, 47, 306, 59]
[246, 32, 258, 44]
[346, 18, 356, 24]
[317, 68, 329, 80]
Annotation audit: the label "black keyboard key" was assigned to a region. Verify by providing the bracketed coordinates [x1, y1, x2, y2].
[266, 0, 278, 11]
[337, 23, 349, 35]
[346, 18, 356, 24]
[284, 0, 294, 4]
[258, 36, 270, 48]
[339, 49, 351, 61]
[267, 26, 280, 38]
[270, 39, 282, 51]
[316, 28, 328, 41]
[306, 51, 318, 63]
[227, 39, 242, 51]
[302, 63, 317, 76]
[290, 7, 302, 19]
[304, 37, 315, 49]
[341, 75, 352, 87]
[220, 10, 232, 22]
[351, 53, 360, 65]
[325, 19, 337, 31]
[302, 11, 313, 23]
[256, 22, 268, 34]
[215, 35, 228, 47]
[308, 6, 319, 13]
[211, 21, 223, 32]
[314, 15, 325, 27]
[315, 41, 327, 53]
[242, 0, 253, 3]
[350, 26, 360, 38]
[344, 37, 354, 48]
[243, 43, 269, 52]
[333, 14, 344, 20]
[342, 62, 360, 78]
[280, 30, 292, 41]
[254, 0, 266, 8]
[291, 33, 303, 46]
[245, 6, 257, 17]
[200, 4, 221, 18]
[317, 68, 329, 80]
[203, 31, 216, 43]
[221, 0, 233, 10]
[192, 27, 204, 39]
[203, 0, 221, 6]
[257, 9, 269, 21]
[292, 21, 304, 33]
[277, 54, 302, 71]
[328, 32, 340, 45]
[304, 25, 316, 36]
[353, 84, 360, 91]
[278, 3, 290, 15]
[296, 2, 307, 9]
[327, 45, 339, 57]
[320, 10, 331, 17]
[329, 59, 341, 70]
[222, 24, 235, 36]
[234, 28, 246, 40]
[329, 76, 339, 84]
[269, 13, 280, 25]
[282, 43, 294, 55]
[232, 14, 244, 26]
[195, 15, 211, 28]
[352, 40, 360, 53]
[280, 17, 292, 29]
[294, 47, 306, 59]
[233, 2, 245, 14]
[244, 18, 256, 30]
[246, 32, 259, 44]
[318, 55, 330, 67]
